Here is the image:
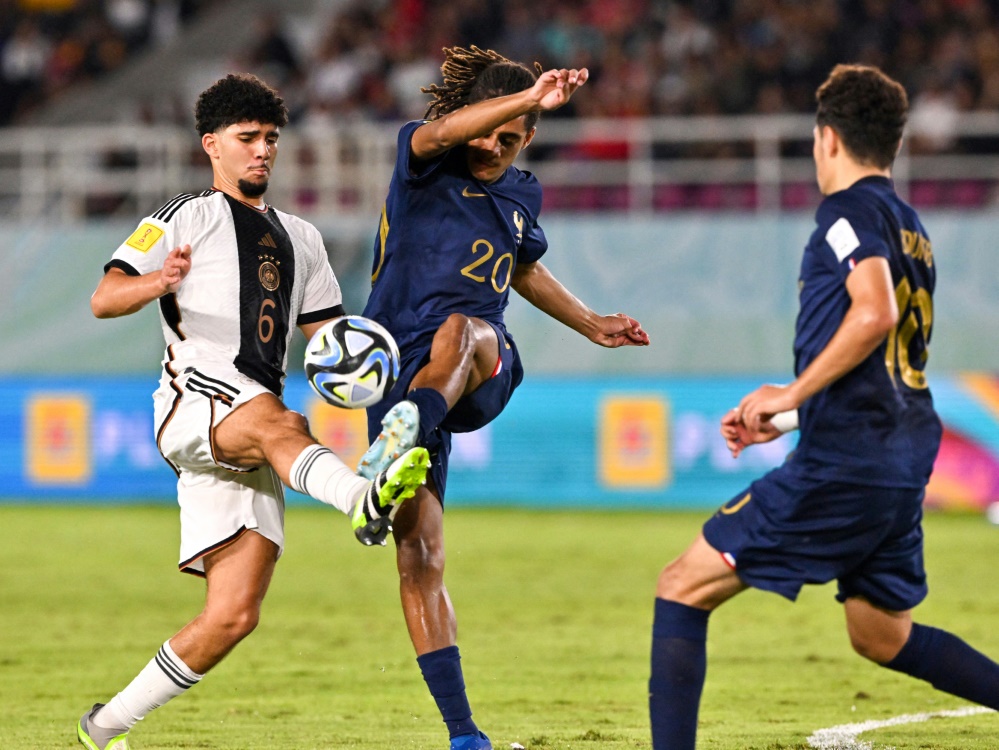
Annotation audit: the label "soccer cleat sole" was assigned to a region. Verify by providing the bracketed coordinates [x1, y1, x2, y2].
[357, 401, 419, 480]
[353, 448, 430, 546]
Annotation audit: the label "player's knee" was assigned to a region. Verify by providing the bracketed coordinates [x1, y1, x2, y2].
[656, 558, 689, 601]
[397, 536, 445, 584]
[437, 314, 474, 351]
[279, 408, 311, 438]
[847, 627, 902, 664]
[209, 602, 262, 644]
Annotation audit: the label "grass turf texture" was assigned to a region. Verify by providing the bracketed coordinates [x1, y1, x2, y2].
[1, 506, 997, 749]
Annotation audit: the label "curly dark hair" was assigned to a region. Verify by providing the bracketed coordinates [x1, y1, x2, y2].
[816, 64, 908, 169]
[194, 73, 289, 136]
[422, 45, 543, 130]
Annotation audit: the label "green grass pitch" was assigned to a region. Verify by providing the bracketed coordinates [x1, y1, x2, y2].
[1, 505, 997, 749]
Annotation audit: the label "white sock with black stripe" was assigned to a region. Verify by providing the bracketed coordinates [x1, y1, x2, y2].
[288, 444, 368, 515]
[94, 640, 203, 732]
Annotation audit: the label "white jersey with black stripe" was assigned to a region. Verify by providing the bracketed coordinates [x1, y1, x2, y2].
[108, 190, 343, 394]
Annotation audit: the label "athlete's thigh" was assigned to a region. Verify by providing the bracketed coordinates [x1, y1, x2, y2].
[461, 317, 502, 395]
[658, 532, 747, 609]
[203, 529, 280, 610]
[444, 322, 523, 434]
[212, 390, 294, 466]
[156, 362, 276, 472]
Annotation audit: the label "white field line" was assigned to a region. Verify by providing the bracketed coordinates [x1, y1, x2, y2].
[807, 706, 995, 749]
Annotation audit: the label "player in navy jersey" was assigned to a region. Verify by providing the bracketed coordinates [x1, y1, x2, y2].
[357, 46, 650, 750]
[76, 74, 429, 750]
[648, 64, 999, 750]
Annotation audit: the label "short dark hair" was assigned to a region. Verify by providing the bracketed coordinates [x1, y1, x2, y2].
[815, 64, 908, 169]
[422, 46, 542, 131]
[194, 73, 289, 136]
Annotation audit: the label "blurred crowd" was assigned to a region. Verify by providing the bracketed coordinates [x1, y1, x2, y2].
[0, 0, 213, 124]
[4, 0, 999, 142]
[217, 0, 999, 157]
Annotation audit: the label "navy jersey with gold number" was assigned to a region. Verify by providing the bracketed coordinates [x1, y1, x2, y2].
[791, 175, 941, 487]
[362, 121, 548, 358]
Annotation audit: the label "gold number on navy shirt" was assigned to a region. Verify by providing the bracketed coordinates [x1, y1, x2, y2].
[885, 277, 932, 389]
[461, 239, 514, 293]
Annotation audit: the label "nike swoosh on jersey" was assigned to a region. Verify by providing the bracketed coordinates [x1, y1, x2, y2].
[462, 186, 487, 197]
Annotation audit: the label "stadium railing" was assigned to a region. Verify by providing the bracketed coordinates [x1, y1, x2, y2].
[3, 112, 999, 220]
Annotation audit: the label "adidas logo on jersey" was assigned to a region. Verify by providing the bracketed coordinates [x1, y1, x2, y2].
[258, 232, 277, 248]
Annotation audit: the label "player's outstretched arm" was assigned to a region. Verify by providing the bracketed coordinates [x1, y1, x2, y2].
[511, 260, 649, 347]
[738, 256, 897, 431]
[91, 244, 191, 318]
[411, 68, 588, 160]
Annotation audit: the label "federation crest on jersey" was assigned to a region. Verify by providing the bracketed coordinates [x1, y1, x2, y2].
[258, 255, 280, 291]
[513, 210, 524, 244]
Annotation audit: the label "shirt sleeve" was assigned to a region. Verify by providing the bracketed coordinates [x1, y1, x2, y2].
[297, 224, 344, 325]
[519, 214, 548, 264]
[397, 120, 449, 183]
[106, 203, 181, 275]
[821, 201, 890, 277]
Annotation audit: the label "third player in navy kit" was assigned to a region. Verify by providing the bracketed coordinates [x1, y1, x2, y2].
[358, 47, 650, 750]
[647, 64, 999, 750]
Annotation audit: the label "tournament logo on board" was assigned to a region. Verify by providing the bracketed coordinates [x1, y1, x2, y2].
[598, 395, 670, 488]
[25, 394, 91, 484]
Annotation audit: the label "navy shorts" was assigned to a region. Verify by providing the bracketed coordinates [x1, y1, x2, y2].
[366, 321, 523, 502]
[702, 464, 928, 612]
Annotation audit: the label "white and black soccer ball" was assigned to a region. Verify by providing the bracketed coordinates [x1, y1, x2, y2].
[304, 315, 400, 409]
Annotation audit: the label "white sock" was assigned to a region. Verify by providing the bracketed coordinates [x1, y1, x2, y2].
[288, 444, 368, 515]
[95, 640, 203, 731]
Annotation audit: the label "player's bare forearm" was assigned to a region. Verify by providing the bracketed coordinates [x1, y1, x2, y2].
[91, 245, 191, 318]
[740, 257, 896, 427]
[511, 261, 649, 347]
[411, 68, 587, 160]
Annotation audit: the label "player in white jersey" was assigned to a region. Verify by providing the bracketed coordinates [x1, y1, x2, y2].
[76, 73, 430, 750]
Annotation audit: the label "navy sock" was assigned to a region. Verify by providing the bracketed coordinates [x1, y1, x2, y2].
[417, 646, 479, 739]
[407, 388, 449, 447]
[884, 623, 999, 709]
[649, 598, 710, 750]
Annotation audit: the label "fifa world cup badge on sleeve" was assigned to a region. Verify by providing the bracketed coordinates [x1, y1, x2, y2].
[125, 223, 164, 253]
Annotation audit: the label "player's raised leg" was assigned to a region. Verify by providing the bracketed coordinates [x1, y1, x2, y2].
[359, 314, 499, 479]
[212, 392, 429, 539]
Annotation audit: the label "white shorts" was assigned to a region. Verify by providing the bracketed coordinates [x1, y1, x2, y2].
[153, 360, 286, 576]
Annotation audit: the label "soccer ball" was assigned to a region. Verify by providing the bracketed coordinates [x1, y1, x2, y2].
[304, 315, 400, 409]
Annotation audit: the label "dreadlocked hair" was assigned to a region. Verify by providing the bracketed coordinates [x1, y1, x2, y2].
[422, 45, 544, 130]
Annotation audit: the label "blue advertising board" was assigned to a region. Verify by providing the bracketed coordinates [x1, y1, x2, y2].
[2, 374, 997, 509]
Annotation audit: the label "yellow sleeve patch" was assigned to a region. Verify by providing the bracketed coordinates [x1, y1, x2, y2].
[125, 223, 164, 253]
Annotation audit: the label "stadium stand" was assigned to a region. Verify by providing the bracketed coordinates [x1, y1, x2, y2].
[3, 0, 999, 214]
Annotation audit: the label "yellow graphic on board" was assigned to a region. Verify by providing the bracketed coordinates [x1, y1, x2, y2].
[599, 395, 670, 488]
[306, 399, 370, 470]
[26, 395, 91, 484]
